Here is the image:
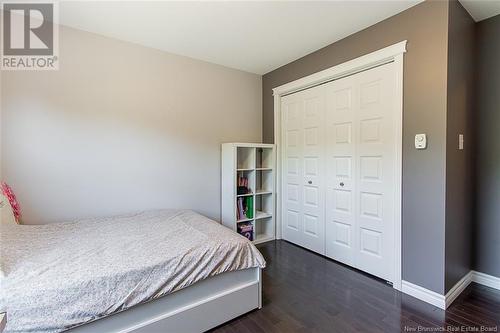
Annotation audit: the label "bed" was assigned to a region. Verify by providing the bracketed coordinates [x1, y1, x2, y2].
[0, 209, 266, 333]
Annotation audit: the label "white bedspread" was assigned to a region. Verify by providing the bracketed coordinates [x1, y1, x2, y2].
[0, 210, 265, 333]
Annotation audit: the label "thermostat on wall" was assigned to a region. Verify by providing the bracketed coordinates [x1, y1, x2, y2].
[415, 134, 427, 149]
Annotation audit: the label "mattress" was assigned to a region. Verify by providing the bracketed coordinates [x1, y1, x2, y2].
[0, 209, 266, 333]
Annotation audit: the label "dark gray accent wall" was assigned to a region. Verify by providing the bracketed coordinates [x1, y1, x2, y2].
[263, 1, 449, 294]
[444, 0, 476, 293]
[474, 14, 500, 278]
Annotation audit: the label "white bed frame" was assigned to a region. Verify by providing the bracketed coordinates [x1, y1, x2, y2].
[68, 268, 262, 333]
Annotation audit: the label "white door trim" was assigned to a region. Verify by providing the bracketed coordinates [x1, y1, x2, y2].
[273, 40, 407, 291]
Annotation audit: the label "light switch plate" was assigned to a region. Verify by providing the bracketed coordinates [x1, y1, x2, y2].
[415, 134, 427, 149]
[459, 134, 464, 150]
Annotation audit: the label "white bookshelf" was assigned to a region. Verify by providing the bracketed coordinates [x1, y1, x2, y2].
[221, 143, 275, 245]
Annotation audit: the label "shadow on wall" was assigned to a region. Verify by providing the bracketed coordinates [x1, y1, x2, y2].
[474, 14, 500, 279]
[1, 25, 262, 224]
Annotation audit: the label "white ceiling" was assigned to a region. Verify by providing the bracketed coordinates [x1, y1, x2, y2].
[56, 1, 500, 75]
[58, 1, 424, 75]
[460, 0, 500, 21]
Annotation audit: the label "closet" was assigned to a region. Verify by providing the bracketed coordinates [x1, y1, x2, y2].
[281, 62, 398, 283]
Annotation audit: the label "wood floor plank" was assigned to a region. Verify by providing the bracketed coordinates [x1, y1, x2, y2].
[211, 240, 500, 333]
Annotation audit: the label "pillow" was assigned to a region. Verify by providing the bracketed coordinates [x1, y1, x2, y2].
[0, 182, 21, 224]
[1, 193, 17, 225]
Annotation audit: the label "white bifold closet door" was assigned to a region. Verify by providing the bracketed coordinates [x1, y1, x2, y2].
[282, 84, 326, 254]
[282, 63, 397, 283]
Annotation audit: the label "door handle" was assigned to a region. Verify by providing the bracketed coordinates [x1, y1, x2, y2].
[340, 182, 345, 187]
[308, 180, 312, 185]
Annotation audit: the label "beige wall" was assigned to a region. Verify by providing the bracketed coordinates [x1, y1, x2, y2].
[262, 0, 450, 294]
[1, 25, 262, 224]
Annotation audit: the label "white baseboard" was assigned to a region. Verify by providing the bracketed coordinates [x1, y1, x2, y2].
[402, 270, 500, 310]
[445, 271, 473, 308]
[472, 271, 500, 290]
[401, 280, 446, 309]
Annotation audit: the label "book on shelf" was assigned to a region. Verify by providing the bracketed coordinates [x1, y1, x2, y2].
[245, 196, 253, 219]
[237, 222, 253, 241]
[236, 196, 253, 220]
[237, 174, 251, 195]
[237, 197, 243, 220]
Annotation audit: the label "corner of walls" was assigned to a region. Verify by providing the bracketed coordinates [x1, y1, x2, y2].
[444, 0, 477, 293]
[262, 77, 273, 144]
[473, 14, 500, 279]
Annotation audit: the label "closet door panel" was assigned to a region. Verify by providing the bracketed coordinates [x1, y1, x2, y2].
[300, 86, 326, 254]
[355, 64, 396, 282]
[325, 76, 358, 265]
[282, 85, 326, 254]
[282, 95, 304, 246]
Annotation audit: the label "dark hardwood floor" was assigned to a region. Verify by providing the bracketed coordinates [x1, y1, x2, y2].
[212, 240, 500, 333]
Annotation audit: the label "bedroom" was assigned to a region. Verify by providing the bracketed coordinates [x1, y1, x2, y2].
[1, 0, 499, 332]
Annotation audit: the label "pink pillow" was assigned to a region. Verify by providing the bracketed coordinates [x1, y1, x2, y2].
[1, 182, 21, 224]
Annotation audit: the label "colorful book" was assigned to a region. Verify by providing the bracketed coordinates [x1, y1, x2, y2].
[237, 197, 245, 220]
[245, 196, 253, 219]
[237, 222, 254, 241]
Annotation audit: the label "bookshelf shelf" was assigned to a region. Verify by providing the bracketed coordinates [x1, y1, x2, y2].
[254, 234, 274, 245]
[255, 211, 272, 220]
[222, 143, 275, 244]
[255, 190, 272, 195]
[254, 216, 274, 244]
[236, 193, 253, 197]
[237, 218, 254, 223]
